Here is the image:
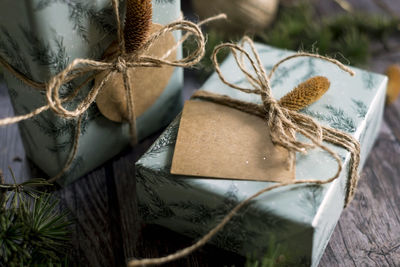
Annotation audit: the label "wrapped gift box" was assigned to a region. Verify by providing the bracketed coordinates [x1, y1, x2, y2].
[0, 0, 182, 184]
[135, 42, 387, 266]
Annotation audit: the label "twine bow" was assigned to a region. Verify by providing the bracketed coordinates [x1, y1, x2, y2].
[0, 0, 225, 182]
[193, 37, 361, 205]
[127, 37, 361, 266]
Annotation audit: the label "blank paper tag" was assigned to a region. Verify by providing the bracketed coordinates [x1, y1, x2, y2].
[171, 100, 295, 182]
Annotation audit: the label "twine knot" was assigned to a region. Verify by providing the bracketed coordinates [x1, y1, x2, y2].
[115, 56, 128, 73]
[261, 96, 280, 118]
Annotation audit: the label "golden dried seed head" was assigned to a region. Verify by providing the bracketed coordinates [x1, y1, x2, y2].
[278, 76, 330, 111]
[124, 0, 152, 53]
[385, 64, 400, 105]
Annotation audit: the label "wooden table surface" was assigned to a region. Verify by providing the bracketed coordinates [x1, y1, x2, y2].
[1, 0, 400, 266]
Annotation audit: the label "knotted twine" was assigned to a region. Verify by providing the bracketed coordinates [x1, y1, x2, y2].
[127, 37, 361, 266]
[0, 0, 225, 183]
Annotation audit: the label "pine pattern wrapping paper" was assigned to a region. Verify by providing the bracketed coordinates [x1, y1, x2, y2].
[0, 0, 182, 185]
[135, 43, 387, 266]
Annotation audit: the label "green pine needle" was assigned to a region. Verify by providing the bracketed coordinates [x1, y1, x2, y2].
[0, 170, 72, 265]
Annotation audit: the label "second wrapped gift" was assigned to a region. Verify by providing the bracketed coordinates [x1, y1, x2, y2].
[135, 38, 387, 266]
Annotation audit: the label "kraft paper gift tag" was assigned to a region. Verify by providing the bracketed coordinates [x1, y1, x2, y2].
[171, 100, 295, 182]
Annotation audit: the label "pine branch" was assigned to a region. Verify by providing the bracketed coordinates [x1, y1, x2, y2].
[302, 105, 356, 133]
[362, 72, 377, 90]
[324, 104, 356, 133]
[0, 26, 32, 78]
[19, 26, 69, 76]
[0, 169, 71, 265]
[352, 99, 367, 118]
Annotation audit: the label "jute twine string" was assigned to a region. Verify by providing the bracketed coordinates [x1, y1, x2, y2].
[126, 37, 361, 266]
[0, 0, 225, 182]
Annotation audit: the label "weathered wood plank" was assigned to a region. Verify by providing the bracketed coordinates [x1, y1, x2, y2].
[112, 139, 158, 262]
[0, 83, 31, 183]
[321, 128, 400, 266]
[58, 163, 133, 267]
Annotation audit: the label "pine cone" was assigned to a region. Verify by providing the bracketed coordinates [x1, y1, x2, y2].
[124, 0, 152, 53]
[279, 76, 330, 111]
